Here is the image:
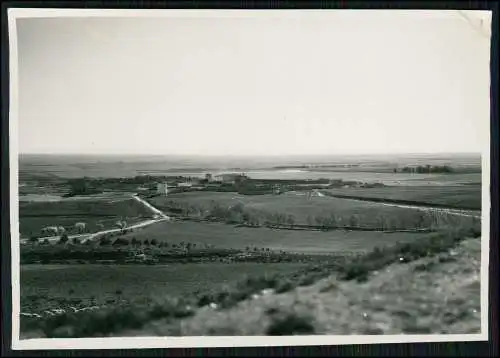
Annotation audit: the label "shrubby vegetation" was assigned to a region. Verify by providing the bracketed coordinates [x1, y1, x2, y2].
[21, 237, 335, 265]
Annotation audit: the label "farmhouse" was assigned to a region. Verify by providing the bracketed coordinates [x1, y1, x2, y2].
[175, 177, 202, 188]
[156, 183, 168, 196]
[214, 173, 248, 184]
[307, 190, 324, 199]
[126, 253, 158, 264]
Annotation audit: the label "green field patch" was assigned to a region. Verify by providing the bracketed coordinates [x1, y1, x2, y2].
[119, 220, 430, 253]
[405, 173, 481, 185]
[19, 199, 154, 237]
[322, 185, 481, 210]
[149, 191, 445, 229]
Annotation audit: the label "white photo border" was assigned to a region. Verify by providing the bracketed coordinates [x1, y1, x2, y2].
[7, 8, 492, 350]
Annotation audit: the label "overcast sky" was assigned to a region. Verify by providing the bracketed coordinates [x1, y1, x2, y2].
[15, 10, 491, 156]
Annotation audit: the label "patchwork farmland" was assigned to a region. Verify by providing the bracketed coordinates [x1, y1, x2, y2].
[17, 155, 483, 338]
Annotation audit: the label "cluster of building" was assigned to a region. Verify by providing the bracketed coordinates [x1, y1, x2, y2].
[155, 173, 249, 196]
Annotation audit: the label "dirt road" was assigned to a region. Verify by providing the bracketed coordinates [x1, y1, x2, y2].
[20, 195, 170, 245]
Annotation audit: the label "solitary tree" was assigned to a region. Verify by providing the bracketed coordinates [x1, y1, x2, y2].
[349, 215, 359, 228]
[74, 222, 87, 234]
[306, 215, 314, 226]
[329, 213, 338, 228]
[376, 216, 387, 230]
[115, 289, 123, 302]
[59, 233, 69, 244]
[416, 213, 426, 229]
[115, 220, 127, 233]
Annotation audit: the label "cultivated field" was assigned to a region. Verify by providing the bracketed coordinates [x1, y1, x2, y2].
[323, 185, 481, 210]
[119, 220, 432, 254]
[403, 173, 481, 185]
[20, 263, 307, 313]
[19, 198, 154, 237]
[17, 154, 483, 338]
[150, 192, 443, 228]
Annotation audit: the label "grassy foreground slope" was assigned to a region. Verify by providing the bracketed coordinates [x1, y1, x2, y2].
[20, 225, 481, 338]
[126, 235, 482, 336]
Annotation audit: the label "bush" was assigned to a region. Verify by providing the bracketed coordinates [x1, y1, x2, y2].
[275, 280, 293, 293]
[147, 298, 194, 320]
[266, 312, 315, 335]
[58, 234, 69, 245]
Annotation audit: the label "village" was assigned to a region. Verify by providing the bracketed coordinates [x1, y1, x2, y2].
[146, 172, 375, 199]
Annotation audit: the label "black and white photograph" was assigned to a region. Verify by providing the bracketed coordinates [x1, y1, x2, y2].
[7, 8, 492, 349]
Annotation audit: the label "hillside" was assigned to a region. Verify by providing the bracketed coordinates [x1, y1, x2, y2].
[20, 227, 482, 338]
[117, 236, 481, 336]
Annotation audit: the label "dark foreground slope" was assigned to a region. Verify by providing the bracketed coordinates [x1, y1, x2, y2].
[20, 226, 481, 338]
[165, 236, 481, 336]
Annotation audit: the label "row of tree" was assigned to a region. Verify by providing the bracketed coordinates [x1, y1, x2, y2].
[163, 199, 444, 230]
[395, 165, 454, 174]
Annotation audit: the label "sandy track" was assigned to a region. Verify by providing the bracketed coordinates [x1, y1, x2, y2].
[20, 195, 171, 245]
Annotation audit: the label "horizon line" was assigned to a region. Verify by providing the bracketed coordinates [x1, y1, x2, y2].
[18, 151, 482, 157]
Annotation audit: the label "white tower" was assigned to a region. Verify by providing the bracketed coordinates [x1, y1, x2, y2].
[156, 183, 168, 196]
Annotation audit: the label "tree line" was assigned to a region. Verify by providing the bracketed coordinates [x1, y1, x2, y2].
[160, 199, 451, 231]
[395, 165, 453, 174]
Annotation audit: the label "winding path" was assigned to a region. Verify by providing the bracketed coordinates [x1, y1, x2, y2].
[20, 195, 170, 245]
